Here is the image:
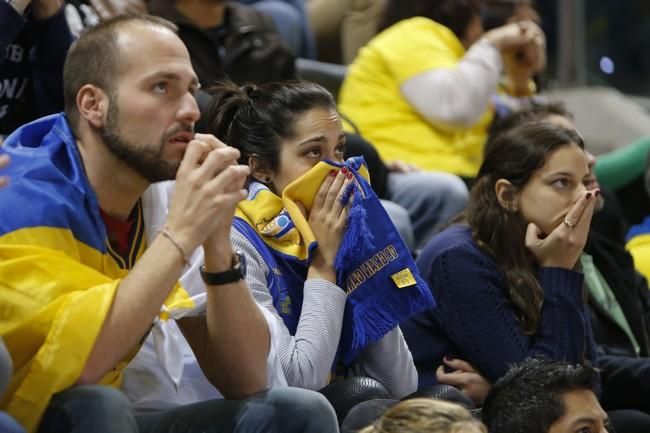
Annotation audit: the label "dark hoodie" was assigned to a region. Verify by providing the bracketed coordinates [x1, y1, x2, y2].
[0, 2, 73, 136]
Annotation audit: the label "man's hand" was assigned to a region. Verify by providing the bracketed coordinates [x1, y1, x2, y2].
[436, 357, 492, 406]
[166, 134, 249, 259]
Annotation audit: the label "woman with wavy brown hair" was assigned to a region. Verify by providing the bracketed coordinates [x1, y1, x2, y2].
[402, 121, 599, 403]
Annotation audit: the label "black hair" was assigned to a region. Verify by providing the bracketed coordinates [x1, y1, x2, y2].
[379, 0, 481, 39]
[487, 101, 571, 151]
[198, 80, 336, 175]
[482, 358, 601, 433]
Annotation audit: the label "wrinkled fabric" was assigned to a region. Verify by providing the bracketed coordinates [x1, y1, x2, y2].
[0, 114, 192, 431]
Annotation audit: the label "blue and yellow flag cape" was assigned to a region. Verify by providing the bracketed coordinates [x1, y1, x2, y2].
[0, 114, 192, 432]
[234, 158, 435, 366]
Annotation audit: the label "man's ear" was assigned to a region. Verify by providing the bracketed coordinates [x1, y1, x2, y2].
[76, 84, 109, 129]
[249, 155, 272, 184]
[495, 178, 518, 212]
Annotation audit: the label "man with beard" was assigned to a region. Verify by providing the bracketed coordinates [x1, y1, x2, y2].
[0, 14, 338, 433]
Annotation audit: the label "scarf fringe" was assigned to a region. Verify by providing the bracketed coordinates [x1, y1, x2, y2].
[344, 275, 431, 365]
[335, 199, 375, 274]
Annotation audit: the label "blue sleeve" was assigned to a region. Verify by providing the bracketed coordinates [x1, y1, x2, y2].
[30, 5, 74, 117]
[428, 244, 590, 383]
[0, 2, 27, 68]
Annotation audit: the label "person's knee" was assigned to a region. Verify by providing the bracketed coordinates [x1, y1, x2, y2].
[270, 387, 334, 413]
[435, 173, 469, 205]
[380, 200, 415, 250]
[266, 388, 338, 431]
[0, 412, 25, 433]
[40, 385, 136, 433]
[67, 386, 132, 416]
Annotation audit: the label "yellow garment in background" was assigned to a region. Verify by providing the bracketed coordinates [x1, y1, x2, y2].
[0, 228, 192, 432]
[338, 17, 493, 177]
[627, 233, 650, 283]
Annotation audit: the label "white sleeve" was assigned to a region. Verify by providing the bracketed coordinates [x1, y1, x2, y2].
[349, 326, 418, 399]
[400, 39, 502, 127]
[232, 228, 348, 391]
[258, 306, 289, 388]
[140, 181, 285, 395]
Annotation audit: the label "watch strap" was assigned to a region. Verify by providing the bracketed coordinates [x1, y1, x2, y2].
[200, 252, 246, 286]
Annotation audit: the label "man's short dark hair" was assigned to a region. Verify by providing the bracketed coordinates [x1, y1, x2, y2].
[62, 14, 178, 132]
[482, 358, 600, 433]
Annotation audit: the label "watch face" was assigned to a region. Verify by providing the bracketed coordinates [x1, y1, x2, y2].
[235, 251, 247, 277]
[200, 252, 247, 286]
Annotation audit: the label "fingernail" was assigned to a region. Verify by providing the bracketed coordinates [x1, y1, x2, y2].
[329, 170, 337, 177]
[346, 172, 353, 180]
[586, 192, 592, 199]
[341, 167, 348, 174]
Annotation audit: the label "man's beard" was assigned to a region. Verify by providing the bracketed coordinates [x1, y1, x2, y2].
[100, 101, 182, 183]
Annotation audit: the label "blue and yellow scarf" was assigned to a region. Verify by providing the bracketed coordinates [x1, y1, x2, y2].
[234, 157, 435, 365]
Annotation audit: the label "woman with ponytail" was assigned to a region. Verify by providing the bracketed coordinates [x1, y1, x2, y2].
[198, 80, 430, 400]
[401, 121, 599, 404]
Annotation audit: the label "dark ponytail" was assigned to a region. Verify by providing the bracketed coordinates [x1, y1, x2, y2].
[198, 80, 336, 173]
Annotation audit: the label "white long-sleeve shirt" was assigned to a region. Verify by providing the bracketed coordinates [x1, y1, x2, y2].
[401, 38, 502, 128]
[232, 228, 418, 399]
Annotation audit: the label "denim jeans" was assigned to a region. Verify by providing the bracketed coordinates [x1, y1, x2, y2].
[380, 199, 415, 251]
[37, 385, 339, 433]
[0, 412, 26, 433]
[386, 171, 468, 249]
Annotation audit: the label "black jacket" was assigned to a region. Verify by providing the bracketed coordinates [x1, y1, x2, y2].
[148, 1, 295, 87]
[586, 229, 650, 357]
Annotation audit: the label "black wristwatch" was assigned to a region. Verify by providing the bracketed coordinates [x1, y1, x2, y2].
[200, 252, 246, 286]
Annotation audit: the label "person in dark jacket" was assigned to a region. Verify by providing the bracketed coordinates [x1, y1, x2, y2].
[488, 103, 650, 360]
[148, 0, 295, 86]
[0, 0, 74, 136]
[403, 106, 650, 432]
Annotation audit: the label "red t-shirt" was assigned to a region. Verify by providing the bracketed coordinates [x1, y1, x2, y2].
[100, 208, 135, 258]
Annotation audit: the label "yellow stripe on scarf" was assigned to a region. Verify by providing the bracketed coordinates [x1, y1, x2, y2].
[235, 161, 370, 261]
[0, 228, 193, 432]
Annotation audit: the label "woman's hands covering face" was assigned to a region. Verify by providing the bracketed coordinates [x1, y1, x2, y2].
[307, 167, 357, 269]
[525, 189, 599, 269]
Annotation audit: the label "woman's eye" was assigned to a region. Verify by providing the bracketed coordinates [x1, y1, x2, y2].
[553, 178, 569, 188]
[577, 428, 592, 433]
[335, 145, 346, 156]
[306, 149, 321, 157]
